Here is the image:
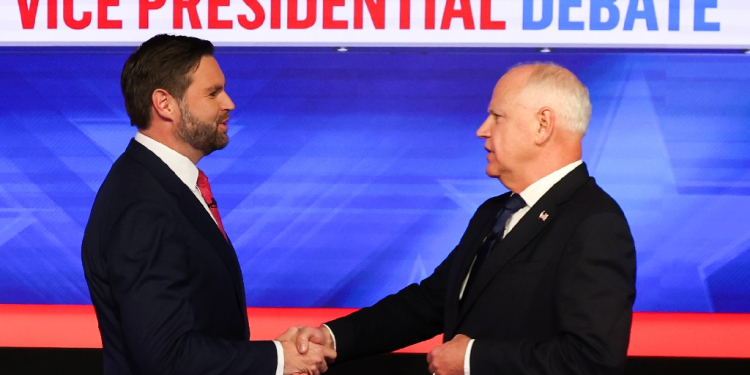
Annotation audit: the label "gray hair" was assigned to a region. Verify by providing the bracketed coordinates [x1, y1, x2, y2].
[513, 62, 592, 135]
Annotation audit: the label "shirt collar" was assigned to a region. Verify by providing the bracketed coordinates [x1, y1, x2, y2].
[134, 132, 200, 189]
[517, 160, 583, 209]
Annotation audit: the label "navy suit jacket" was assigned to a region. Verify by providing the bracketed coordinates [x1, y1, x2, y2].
[326, 163, 637, 374]
[82, 140, 276, 375]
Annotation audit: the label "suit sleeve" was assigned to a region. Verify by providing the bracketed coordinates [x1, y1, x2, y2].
[325, 199, 499, 362]
[325, 251, 453, 362]
[470, 212, 636, 375]
[106, 201, 277, 375]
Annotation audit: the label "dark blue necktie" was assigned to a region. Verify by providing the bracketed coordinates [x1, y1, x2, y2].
[463, 194, 527, 297]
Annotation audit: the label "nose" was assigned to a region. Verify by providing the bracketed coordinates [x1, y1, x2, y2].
[477, 114, 492, 138]
[222, 91, 236, 112]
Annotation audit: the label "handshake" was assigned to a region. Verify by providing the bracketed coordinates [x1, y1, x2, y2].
[276, 325, 337, 375]
[274, 325, 471, 375]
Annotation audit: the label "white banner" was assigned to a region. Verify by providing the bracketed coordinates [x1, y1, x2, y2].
[1, 0, 748, 48]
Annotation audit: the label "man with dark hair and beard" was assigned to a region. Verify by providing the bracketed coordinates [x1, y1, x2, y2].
[81, 34, 334, 375]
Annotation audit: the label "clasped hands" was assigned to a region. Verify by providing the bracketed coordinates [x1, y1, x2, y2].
[277, 325, 471, 375]
[276, 326, 336, 375]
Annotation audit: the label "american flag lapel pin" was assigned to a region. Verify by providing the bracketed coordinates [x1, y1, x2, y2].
[539, 211, 549, 222]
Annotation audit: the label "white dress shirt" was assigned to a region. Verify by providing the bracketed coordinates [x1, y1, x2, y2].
[134, 133, 285, 375]
[461, 160, 583, 375]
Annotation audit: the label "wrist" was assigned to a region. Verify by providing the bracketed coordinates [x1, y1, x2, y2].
[320, 324, 337, 351]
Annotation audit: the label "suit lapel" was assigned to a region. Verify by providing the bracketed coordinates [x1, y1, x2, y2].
[453, 197, 507, 297]
[455, 164, 591, 324]
[444, 197, 506, 337]
[125, 140, 249, 331]
[175, 184, 251, 337]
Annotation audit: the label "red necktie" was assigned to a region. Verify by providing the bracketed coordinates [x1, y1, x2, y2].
[197, 170, 228, 241]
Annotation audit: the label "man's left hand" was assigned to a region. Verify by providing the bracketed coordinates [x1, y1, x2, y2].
[427, 334, 471, 375]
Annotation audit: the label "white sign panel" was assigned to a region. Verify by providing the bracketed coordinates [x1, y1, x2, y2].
[1, 0, 748, 48]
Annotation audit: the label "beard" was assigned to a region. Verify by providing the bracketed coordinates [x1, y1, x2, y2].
[176, 100, 229, 156]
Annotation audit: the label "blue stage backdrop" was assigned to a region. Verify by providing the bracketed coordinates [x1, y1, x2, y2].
[0, 48, 748, 313]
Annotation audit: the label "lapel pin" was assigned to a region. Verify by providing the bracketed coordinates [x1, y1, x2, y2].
[539, 211, 549, 222]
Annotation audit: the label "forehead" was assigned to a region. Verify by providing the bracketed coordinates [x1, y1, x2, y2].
[489, 68, 532, 107]
[189, 55, 225, 87]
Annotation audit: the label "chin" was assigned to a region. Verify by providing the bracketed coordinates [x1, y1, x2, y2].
[216, 131, 229, 147]
[485, 167, 501, 178]
[216, 138, 229, 150]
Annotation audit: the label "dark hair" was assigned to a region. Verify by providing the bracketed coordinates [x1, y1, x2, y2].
[120, 34, 214, 129]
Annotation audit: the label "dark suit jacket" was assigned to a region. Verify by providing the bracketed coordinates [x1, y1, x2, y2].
[82, 140, 276, 375]
[326, 163, 636, 374]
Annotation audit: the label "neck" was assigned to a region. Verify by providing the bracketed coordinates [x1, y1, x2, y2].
[502, 150, 581, 193]
[139, 126, 204, 164]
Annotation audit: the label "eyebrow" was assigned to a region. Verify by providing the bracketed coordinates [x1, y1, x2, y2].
[206, 84, 225, 93]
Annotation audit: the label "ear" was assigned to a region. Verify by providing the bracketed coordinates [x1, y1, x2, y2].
[151, 89, 179, 123]
[535, 107, 555, 145]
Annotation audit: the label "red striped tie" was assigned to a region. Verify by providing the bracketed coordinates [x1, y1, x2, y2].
[196, 170, 228, 241]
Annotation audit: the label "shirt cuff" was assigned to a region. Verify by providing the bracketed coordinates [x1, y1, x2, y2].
[273, 340, 284, 375]
[464, 339, 475, 375]
[321, 324, 337, 351]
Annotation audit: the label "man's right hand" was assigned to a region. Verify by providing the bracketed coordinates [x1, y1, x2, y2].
[277, 326, 336, 375]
